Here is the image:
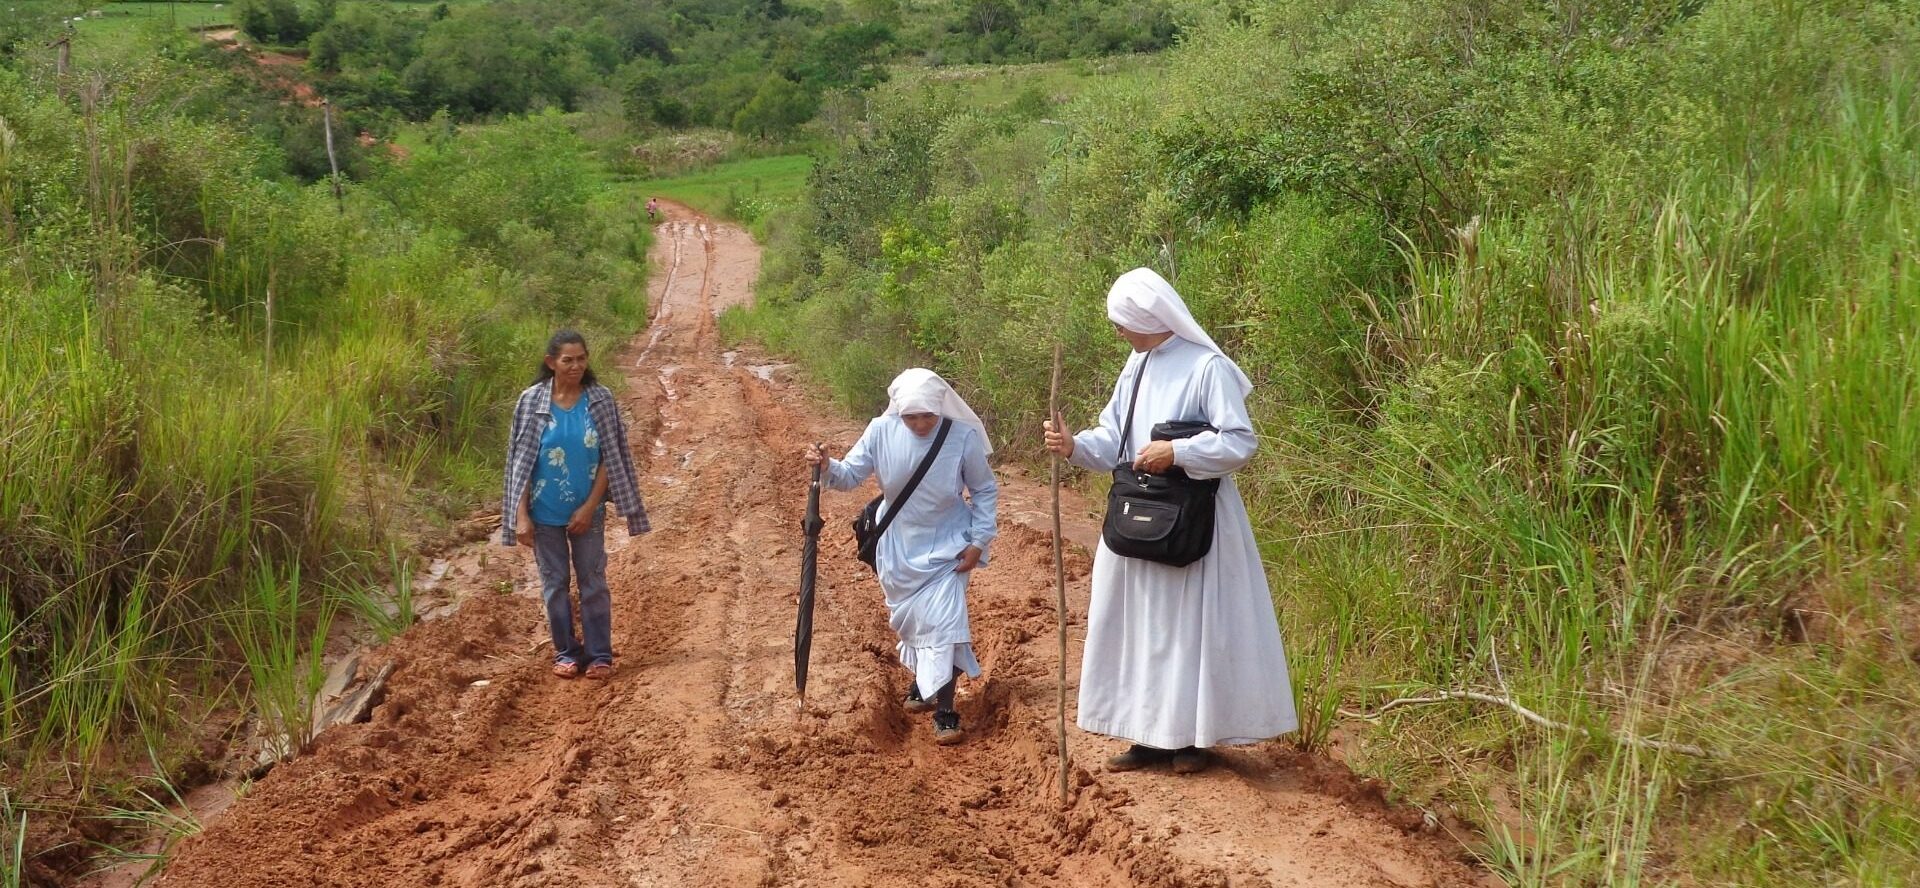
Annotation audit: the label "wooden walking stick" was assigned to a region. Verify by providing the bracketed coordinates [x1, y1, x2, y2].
[1049, 343, 1070, 801]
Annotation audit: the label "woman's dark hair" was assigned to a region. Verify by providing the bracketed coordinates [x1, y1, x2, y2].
[534, 329, 599, 387]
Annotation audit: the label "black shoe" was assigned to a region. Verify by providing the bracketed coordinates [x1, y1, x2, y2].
[932, 711, 965, 746]
[903, 684, 933, 714]
[1105, 744, 1176, 772]
[1171, 746, 1211, 774]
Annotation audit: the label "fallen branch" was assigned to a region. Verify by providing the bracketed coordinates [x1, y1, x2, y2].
[1338, 690, 1715, 759]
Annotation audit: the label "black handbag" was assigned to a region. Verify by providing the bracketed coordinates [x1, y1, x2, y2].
[1101, 355, 1221, 567]
[851, 419, 952, 571]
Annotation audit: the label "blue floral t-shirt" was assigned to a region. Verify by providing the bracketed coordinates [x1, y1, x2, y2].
[530, 396, 600, 526]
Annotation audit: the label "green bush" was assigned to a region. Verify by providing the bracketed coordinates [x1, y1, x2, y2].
[237, 0, 315, 45]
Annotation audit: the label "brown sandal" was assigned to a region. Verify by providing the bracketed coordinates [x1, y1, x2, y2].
[584, 662, 614, 680]
[552, 660, 582, 679]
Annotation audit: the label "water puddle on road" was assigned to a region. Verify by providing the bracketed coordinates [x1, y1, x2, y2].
[658, 365, 682, 401]
[748, 362, 792, 382]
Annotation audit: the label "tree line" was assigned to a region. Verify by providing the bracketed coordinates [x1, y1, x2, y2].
[228, 0, 1179, 139]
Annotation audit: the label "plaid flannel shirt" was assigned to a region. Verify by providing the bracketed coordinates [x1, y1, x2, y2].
[501, 380, 650, 546]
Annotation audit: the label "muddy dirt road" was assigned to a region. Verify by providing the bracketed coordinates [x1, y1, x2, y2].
[152, 204, 1490, 888]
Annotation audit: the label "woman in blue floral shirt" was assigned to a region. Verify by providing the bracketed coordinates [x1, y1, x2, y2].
[502, 330, 649, 679]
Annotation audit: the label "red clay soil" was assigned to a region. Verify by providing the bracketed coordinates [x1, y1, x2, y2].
[204, 29, 321, 107]
[148, 203, 1495, 888]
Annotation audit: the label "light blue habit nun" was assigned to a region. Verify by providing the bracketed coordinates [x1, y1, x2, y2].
[823, 369, 1000, 699]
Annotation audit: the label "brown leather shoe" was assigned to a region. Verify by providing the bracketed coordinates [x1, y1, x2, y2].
[903, 684, 934, 714]
[1171, 747, 1211, 774]
[1105, 744, 1175, 772]
[933, 711, 965, 746]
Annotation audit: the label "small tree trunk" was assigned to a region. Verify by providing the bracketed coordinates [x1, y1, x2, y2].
[322, 99, 344, 213]
[52, 35, 72, 100]
[264, 270, 275, 418]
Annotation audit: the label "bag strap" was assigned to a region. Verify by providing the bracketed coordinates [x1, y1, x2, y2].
[873, 418, 952, 542]
[1114, 351, 1151, 470]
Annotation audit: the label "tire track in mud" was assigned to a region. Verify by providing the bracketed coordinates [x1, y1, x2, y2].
[150, 202, 1492, 888]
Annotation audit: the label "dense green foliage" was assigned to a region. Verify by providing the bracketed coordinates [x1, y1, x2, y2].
[0, 41, 646, 881]
[295, 0, 1176, 134]
[238, 0, 321, 44]
[736, 0, 1920, 882]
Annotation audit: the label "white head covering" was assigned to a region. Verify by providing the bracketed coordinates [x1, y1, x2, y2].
[885, 368, 993, 454]
[1106, 267, 1252, 393]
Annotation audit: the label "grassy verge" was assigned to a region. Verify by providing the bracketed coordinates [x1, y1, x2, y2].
[629, 153, 812, 235]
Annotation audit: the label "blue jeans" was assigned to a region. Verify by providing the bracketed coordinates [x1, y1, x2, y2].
[531, 516, 613, 666]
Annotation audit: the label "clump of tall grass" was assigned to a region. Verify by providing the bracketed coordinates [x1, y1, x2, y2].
[341, 546, 419, 643]
[222, 563, 334, 759]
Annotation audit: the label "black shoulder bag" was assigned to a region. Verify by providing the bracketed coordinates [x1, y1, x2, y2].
[851, 419, 952, 572]
[1101, 354, 1221, 567]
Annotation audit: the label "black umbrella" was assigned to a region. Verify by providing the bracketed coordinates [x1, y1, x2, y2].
[794, 456, 825, 702]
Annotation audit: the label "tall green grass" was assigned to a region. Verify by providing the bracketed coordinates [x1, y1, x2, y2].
[3, 804, 25, 888]
[223, 563, 335, 758]
[0, 52, 648, 878]
[734, 1, 1920, 882]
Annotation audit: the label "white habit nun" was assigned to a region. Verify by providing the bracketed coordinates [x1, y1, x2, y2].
[1070, 268, 1297, 765]
[821, 369, 999, 739]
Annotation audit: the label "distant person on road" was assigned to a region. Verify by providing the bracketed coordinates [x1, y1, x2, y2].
[646, 197, 659, 221]
[806, 369, 999, 745]
[1043, 268, 1296, 773]
[503, 330, 650, 680]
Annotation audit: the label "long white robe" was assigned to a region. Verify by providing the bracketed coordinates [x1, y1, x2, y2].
[826, 417, 999, 697]
[1071, 336, 1298, 748]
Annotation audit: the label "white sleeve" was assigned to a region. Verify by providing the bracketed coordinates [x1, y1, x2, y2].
[1169, 356, 1257, 479]
[825, 420, 882, 491]
[960, 429, 999, 555]
[1070, 359, 1134, 471]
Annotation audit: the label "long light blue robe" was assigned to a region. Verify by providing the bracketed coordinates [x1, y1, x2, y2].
[826, 417, 999, 697]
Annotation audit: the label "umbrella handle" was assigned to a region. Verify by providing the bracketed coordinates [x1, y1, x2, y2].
[808, 443, 828, 491]
[803, 448, 826, 534]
